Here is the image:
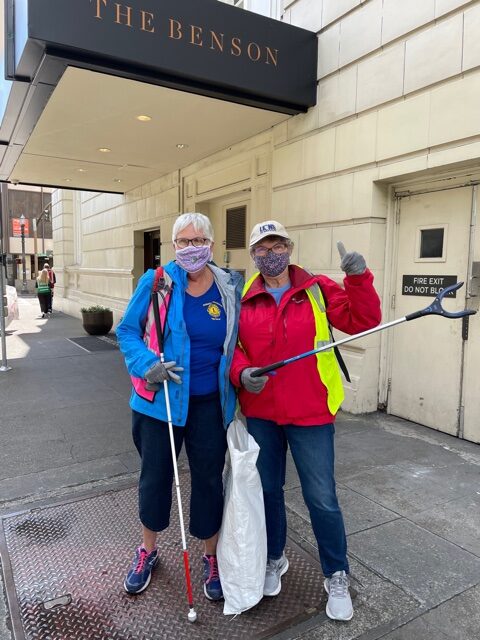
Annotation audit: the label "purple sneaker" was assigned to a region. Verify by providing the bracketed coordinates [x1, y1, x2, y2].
[124, 546, 158, 594]
[202, 554, 223, 601]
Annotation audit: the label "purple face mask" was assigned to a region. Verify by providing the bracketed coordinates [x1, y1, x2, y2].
[175, 245, 212, 273]
[254, 251, 290, 277]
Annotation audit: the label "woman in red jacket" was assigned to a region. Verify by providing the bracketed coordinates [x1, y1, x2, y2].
[230, 220, 381, 621]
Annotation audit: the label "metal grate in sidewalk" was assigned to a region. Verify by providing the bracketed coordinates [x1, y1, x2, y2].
[67, 335, 119, 352]
[0, 481, 329, 640]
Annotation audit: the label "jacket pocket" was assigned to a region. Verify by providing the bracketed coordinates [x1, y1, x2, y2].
[131, 375, 156, 403]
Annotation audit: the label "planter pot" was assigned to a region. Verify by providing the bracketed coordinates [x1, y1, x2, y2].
[81, 310, 113, 336]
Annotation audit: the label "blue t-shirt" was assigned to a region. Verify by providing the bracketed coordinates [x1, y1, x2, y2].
[184, 281, 226, 395]
[266, 282, 292, 305]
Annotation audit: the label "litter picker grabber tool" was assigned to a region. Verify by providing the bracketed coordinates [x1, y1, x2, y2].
[251, 281, 476, 378]
[151, 282, 197, 624]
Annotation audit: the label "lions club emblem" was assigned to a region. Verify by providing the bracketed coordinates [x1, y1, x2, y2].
[206, 302, 222, 319]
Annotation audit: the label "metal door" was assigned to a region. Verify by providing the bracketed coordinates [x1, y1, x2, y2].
[388, 186, 472, 435]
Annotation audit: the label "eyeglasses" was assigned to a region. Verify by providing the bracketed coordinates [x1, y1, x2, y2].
[252, 242, 289, 257]
[175, 237, 211, 249]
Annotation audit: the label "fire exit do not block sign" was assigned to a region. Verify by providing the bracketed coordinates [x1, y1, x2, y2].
[402, 275, 457, 297]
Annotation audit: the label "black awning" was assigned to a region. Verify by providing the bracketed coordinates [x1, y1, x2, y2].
[7, 0, 317, 113]
[0, 0, 318, 190]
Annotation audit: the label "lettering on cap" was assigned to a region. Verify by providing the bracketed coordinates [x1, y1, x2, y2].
[260, 223, 276, 233]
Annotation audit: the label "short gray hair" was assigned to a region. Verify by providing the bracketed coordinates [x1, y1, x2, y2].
[172, 213, 214, 242]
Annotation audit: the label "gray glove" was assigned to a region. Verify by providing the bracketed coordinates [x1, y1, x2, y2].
[145, 360, 183, 388]
[337, 241, 366, 275]
[241, 367, 269, 394]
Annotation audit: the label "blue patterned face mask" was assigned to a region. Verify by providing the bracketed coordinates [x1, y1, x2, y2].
[254, 251, 290, 277]
[175, 245, 211, 273]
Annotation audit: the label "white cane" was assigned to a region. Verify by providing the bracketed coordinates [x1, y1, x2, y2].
[151, 285, 197, 623]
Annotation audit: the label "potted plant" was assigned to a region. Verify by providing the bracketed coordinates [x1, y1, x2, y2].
[80, 305, 114, 336]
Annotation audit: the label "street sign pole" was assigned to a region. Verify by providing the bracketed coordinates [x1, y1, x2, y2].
[19, 214, 28, 294]
[0, 183, 12, 372]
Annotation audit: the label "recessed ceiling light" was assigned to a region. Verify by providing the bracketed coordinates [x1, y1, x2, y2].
[77, 168, 87, 173]
[98, 147, 111, 153]
[176, 143, 189, 150]
[137, 115, 152, 122]
[113, 178, 122, 183]
[64, 178, 72, 182]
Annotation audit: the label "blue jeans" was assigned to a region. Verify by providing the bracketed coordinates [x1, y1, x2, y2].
[132, 392, 227, 539]
[247, 419, 349, 578]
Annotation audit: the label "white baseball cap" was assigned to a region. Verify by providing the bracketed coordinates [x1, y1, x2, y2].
[249, 220, 290, 247]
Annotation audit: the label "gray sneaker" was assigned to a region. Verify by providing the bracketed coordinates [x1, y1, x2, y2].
[263, 554, 289, 596]
[324, 570, 353, 621]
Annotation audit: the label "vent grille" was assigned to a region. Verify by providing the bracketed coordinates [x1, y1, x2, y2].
[226, 206, 246, 250]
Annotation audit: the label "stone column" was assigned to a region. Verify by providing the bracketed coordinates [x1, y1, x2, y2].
[51, 189, 74, 302]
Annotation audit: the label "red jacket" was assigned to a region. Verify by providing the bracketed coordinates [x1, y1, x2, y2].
[230, 265, 382, 426]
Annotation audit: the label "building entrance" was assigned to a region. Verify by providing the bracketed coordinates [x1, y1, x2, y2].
[144, 230, 161, 272]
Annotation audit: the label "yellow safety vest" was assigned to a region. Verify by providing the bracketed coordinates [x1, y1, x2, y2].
[242, 272, 344, 415]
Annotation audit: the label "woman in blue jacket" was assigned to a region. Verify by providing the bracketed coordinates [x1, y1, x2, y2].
[117, 213, 242, 601]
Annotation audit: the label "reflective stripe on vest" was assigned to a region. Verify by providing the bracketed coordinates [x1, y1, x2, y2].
[305, 285, 344, 415]
[243, 272, 344, 415]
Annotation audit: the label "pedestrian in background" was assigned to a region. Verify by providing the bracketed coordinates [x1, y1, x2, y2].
[230, 220, 382, 621]
[43, 263, 56, 314]
[117, 213, 243, 601]
[35, 267, 52, 318]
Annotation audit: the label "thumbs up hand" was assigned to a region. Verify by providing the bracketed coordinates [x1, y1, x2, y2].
[337, 241, 367, 275]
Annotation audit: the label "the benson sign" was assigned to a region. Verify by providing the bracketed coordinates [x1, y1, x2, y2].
[14, 0, 318, 114]
[91, 2, 280, 67]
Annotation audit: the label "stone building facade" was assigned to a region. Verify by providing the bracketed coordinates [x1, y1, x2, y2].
[52, 0, 480, 442]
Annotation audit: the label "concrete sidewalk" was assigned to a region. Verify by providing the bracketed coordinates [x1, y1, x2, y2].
[1, 297, 479, 639]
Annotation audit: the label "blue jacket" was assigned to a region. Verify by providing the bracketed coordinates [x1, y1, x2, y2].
[116, 261, 243, 428]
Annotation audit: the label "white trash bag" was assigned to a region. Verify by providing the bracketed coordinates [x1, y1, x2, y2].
[217, 416, 267, 615]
